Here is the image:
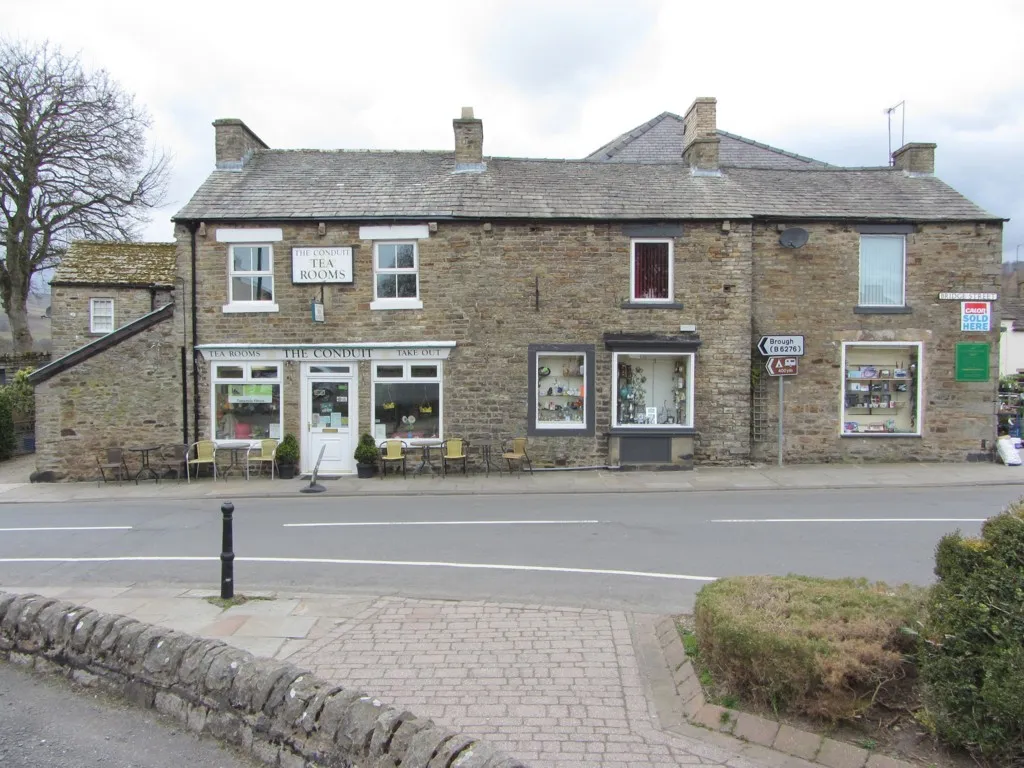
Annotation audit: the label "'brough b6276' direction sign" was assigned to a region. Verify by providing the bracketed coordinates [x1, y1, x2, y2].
[758, 335, 804, 357]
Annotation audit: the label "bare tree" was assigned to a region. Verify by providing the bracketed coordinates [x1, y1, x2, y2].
[0, 40, 169, 353]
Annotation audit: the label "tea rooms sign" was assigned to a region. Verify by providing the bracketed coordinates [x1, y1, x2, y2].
[292, 247, 353, 283]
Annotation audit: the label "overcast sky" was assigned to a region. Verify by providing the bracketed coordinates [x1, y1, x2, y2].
[8, 0, 1024, 261]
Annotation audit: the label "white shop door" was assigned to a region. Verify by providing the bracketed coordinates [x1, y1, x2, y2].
[301, 365, 356, 475]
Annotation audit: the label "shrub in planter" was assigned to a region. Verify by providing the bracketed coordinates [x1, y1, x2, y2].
[693, 574, 926, 721]
[919, 502, 1024, 764]
[276, 433, 300, 479]
[353, 433, 378, 478]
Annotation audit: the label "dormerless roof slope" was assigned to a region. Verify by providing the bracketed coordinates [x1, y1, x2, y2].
[52, 241, 177, 286]
[174, 116, 999, 223]
[584, 112, 834, 169]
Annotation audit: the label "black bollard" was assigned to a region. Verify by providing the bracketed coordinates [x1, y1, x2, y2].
[220, 501, 234, 599]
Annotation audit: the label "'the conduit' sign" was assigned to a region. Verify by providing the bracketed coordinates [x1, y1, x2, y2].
[292, 247, 354, 284]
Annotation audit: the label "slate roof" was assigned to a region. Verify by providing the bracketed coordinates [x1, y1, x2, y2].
[1002, 297, 1024, 325]
[174, 150, 998, 223]
[52, 242, 177, 286]
[584, 112, 833, 169]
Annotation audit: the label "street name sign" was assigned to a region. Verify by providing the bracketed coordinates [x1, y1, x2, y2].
[758, 335, 804, 357]
[766, 357, 799, 376]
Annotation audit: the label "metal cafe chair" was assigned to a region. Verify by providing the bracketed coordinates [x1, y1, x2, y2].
[440, 438, 468, 476]
[502, 437, 534, 475]
[97, 447, 131, 485]
[379, 439, 408, 478]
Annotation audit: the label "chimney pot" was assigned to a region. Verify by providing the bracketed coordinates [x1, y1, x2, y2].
[891, 142, 936, 175]
[453, 107, 485, 171]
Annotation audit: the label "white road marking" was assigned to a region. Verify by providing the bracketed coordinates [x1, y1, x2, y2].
[282, 519, 601, 528]
[0, 555, 716, 582]
[0, 526, 133, 532]
[711, 518, 987, 523]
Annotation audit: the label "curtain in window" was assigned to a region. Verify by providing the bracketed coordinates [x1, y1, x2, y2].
[634, 243, 669, 300]
[859, 237, 904, 306]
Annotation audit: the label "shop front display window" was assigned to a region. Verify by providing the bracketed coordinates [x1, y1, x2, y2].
[613, 353, 693, 428]
[536, 352, 587, 429]
[373, 362, 441, 442]
[212, 362, 282, 440]
[841, 342, 921, 436]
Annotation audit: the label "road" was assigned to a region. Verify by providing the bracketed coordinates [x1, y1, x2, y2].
[0, 486, 1019, 612]
[0, 662, 260, 767]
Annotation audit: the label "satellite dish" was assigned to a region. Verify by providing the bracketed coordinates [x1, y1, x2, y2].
[779, 227, 809, 249]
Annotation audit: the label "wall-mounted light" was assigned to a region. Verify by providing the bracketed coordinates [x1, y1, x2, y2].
[318, 222, 326, 236]
[198, 222, 207, 237]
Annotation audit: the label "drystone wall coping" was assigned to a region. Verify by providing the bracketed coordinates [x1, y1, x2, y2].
[0, 592, 528, 768]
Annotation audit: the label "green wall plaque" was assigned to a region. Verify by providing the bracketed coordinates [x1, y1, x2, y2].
[955, 342, 990, 382]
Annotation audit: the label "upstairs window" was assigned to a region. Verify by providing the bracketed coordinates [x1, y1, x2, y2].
[859, 235, 905, 307]
[89, 298, 114, 333]
[374, 242, 419, 302]
[630, 239, 672, 302]
[229, 245, 274, 304]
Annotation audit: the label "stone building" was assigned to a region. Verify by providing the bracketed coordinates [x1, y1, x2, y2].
[30, 243, 182, 480]
[32, 99, 1005, 479]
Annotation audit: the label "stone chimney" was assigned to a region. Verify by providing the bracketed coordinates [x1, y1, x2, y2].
[681, 97, 720, 173]
[891, 142, 936, 175]
[213, 118, 268, 170]
[453, 107, 485, 171]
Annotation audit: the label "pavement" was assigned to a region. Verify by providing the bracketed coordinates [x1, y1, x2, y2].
[4, 457, 1023, 767]
[2, 453, 1024, 503]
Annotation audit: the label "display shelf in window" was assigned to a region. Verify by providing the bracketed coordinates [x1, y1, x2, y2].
[536, 353, 587, 427]
[613, 354, 691, 427]
[841, 344, 921, 435]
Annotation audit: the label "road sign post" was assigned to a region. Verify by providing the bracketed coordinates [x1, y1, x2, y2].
[760, 342, 803, 467]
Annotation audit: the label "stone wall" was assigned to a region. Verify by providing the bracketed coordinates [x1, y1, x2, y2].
[751, 221, 1002, 463]
[50, 285, 173, 358]
[34, 313, 184, 481]
[0, 591, 526, 768]
[178, 218, 753, 467]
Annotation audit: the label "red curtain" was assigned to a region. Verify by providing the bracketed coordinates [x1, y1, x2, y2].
[634, 243, 669, 299]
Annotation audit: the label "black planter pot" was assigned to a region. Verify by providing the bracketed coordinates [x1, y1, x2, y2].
[356, 462, 376, 479]
[278, 462, 297, 480]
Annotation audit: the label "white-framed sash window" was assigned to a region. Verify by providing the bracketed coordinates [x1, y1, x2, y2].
[859, 235, 906, 307]
[89, 298, 114, 333]
[630, 239, 673, 302]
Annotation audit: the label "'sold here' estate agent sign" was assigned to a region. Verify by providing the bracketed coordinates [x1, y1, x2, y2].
[292, 247, 353, 283]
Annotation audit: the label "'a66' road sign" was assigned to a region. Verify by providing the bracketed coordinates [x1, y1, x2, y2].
[758, 334, 804, 357]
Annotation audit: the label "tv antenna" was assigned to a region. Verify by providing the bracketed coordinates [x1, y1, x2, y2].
[884, 101, 905, 166]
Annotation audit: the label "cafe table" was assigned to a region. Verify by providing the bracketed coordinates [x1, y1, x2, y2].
[126, 444, 162, 483]
[215, 440, 257, 479]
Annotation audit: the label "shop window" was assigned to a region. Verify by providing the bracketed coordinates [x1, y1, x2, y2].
[372, 242, 421, 309]
[212, 362, 282, 441]
[630, 239, 672, 302]
[841, 342, 921, 436]
[859, 236, 905, 307]
[89, 298, 114, 333]
[372, 362, 440, 442]
[613, 352, 693, 427]
[226, 245, 276, 309]
[535, 352, 587, 430]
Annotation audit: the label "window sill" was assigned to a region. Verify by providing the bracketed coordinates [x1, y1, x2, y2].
[841, 432, 921, 438]
[621, 301, 684, 310]
[222, 303, 280, 314]
[854, 305, 912, 314]
[609, 426, 696, 435]
[370, 298, 424, 311]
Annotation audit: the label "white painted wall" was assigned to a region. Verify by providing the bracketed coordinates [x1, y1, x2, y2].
[1000, 321, 1024, 376]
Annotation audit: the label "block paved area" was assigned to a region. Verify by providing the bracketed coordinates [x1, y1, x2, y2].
[287, 596, 757, 767]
